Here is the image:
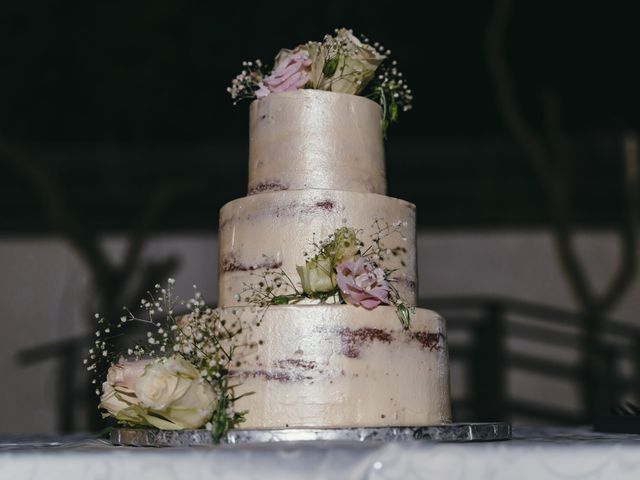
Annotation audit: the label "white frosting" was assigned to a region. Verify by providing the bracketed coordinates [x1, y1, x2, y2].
[228, 305, 451, 429]
[248, 90, 386, 195]
[218, 189, 417, 307]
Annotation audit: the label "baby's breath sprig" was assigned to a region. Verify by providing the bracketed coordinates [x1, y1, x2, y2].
[362, 219, 408, 261]
[84, 279, 249, 441]
[363, 59, 413, 136]
[235, 269, 302, 307]
[174, 300, 250, 441]
[227, 60, 266, 104]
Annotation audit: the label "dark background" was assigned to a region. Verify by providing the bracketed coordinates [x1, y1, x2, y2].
[1, 0, 638, 233]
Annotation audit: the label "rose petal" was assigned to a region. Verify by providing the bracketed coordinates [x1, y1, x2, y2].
[360, 297, 382, 310]
[336, 256, 391, 310]
[255, 83, 270, 98]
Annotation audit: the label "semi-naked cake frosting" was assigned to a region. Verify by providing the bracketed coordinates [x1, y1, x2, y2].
[218, 89, 451, 429]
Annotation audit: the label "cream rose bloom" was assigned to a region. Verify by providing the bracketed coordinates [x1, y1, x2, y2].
[295, 227, 363, 295]
[134, 356, 217, 430]
[308, 29, 386, 95]
[106, 358, 151, 393]
[99, 355, 217, 430]
[296, 257, 335, 294]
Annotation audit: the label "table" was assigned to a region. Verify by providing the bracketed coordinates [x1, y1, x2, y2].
[1, 427, 639, 479]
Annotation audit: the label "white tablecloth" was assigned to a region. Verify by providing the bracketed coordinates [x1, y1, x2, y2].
[1, 427, 639, 480]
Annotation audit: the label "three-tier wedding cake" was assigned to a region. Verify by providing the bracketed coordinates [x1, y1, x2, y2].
[95, 29, 452, 438]
[218, 89, 452, 429]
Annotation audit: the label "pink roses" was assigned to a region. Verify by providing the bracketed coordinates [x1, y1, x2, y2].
[256, 50, 312, 98]
[336, 257, 391, 309]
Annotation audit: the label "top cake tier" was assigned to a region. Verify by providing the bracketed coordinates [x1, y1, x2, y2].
[248, 90, 386, 195]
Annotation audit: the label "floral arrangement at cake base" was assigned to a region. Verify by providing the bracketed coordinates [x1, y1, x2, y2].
[85, 281, 251, 442]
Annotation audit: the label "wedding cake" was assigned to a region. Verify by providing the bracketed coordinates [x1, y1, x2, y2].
[218, 89, 452, 429]
[94, 29, 451, 438]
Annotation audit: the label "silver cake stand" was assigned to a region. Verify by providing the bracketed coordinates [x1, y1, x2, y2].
[111, 422, 511, 447]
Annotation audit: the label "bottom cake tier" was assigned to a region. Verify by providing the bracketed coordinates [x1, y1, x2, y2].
[226, 305, 451, 429]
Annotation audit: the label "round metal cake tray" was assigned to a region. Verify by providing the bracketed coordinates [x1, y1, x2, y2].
[111, 422, 511, 447]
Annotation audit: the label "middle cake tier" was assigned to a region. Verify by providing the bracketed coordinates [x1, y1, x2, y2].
[218, 189, 417, 308]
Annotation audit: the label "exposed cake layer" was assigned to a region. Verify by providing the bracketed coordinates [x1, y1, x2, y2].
[228, 305, 451, 429]
[248, 90, 386, 195]
[218, 189, 417, 307]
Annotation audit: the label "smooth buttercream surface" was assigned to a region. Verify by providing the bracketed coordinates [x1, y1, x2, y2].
[248, 90, 386, 195]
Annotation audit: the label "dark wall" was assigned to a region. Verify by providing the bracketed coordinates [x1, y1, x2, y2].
[1, 0, 637, 232]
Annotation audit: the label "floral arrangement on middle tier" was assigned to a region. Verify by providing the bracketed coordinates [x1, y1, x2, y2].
[237, 222, 413, 329]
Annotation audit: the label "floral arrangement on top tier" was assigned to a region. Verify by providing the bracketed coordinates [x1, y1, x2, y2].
[238, 221, 413, 329]
[227, 28, 412, 132]
[85, 282, 251, 442]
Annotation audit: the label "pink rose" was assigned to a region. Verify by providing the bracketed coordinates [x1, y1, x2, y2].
[336, 257, 391, 310]
[106, 358, 152, 393]
[256, 50, 312, 98]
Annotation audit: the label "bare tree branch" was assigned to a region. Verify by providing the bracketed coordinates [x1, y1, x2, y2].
[485, 0, 553, 188]
[486, 0, 639, 418]
[599, 133, 639, 311]
[485, 0, 595, 309]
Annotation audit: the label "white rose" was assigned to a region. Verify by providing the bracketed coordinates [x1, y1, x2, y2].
[106, 358, 151, 393]
[99, 381, 131, 417]
[99, 355, 217, 430]
[311, 29, 386, 95]
[99, 382, 146, 424]
[134, 361, 186, 410]
[296, 257, 336, 294]
[134, 356, 217, 430]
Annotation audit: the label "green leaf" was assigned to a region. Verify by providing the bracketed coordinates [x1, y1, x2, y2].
[271, 295, 291, 305]
[390, 98, 399, 123]
[380, 116, 389, 137]
[396, 304, 411, 330]
[323, 57, 339, 77]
